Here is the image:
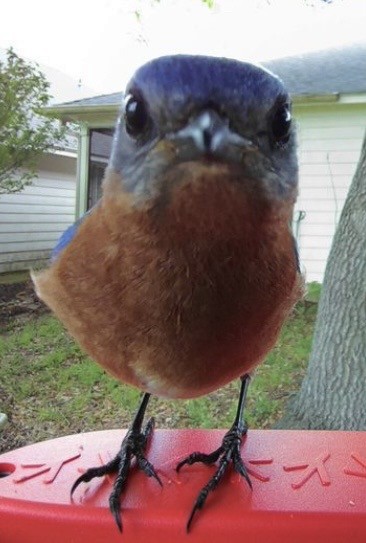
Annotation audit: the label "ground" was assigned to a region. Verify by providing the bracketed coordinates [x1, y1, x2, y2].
[0, 279, 46, 330]
[0, 279, 48, 451]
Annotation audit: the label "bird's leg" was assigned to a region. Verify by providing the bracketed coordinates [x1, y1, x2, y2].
[71, 392, 161, 532]
[177, 374, 252, 532]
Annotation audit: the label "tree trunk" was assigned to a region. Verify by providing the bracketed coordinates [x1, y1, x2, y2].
[278, 131, 366, 430]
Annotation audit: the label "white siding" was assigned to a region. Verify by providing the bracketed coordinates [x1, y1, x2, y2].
[293, 103, 366, 283]
[0, 153, 76, 273]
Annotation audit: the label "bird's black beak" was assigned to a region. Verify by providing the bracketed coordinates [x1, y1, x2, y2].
[167, 109, 256, 162]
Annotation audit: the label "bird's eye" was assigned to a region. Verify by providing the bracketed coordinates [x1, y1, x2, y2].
[124, 94, 149, 137]
[271, 104, 292, 144]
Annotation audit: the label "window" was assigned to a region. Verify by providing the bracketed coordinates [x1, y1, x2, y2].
[88, 128, 114, 209]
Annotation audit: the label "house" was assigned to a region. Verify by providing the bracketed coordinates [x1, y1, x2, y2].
[0, 52, 95, 274]
[0, 140, 77, 274]
[266, 44, 366, 282]
[41, 44, 366, 282]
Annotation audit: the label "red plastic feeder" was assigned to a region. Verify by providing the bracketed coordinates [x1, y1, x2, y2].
[1, 429, 366, 542]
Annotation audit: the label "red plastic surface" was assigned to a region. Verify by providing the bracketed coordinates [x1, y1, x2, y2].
[1, 429, 366, 542]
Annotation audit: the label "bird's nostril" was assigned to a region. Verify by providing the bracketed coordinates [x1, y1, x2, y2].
[202, 128, 212, 151]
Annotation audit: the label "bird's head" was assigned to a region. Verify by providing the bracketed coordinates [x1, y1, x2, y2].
[109, 55, 297, 209]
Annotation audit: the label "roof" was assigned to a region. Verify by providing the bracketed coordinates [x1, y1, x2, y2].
[60, 92, 123, 108]
[47, 43, 366, 121]
[263, 42, 366, 97]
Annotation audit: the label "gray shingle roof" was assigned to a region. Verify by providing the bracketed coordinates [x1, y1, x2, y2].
[52, 43, 366, 111]
[263, 43, 366, 96]
[58, 91, 122, 108]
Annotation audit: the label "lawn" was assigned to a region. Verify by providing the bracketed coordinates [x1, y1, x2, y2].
[0, 282, 320, 454]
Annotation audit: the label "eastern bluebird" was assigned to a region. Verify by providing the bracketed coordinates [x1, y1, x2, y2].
[33, 54, 303, 531]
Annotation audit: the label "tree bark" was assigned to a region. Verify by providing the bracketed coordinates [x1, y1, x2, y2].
[278, 131, 366, 429]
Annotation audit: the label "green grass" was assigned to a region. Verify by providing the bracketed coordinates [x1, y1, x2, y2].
[0, 271, 30, 285]
[0, 294, 318, 452]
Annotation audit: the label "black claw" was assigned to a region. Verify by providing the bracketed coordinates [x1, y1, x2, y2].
[177, 448, 223, 473]
[233, 453, 252, 489]
[176, 457, 187, 473]
[109, 493, 123, 533]
[137, 456, 163, 486]
[186, 511, 195, 533]
[181, 375, 253, 531]
[186, 483, 212, 532]
[181, 428, 251, 531]
[186, 502, 200, 533]
[70, 392, 155, 532]
[70, 474, 84, 498]
[70, 459, 119, 499]
[143, 417, 155, 439]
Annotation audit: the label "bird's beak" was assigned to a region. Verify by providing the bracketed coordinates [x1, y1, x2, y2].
[166, 109, 256, 163]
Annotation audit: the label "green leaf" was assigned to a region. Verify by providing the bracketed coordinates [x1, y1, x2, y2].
[0, 48, 65, 195]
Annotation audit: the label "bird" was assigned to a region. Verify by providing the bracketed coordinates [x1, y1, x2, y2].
[32, 54, 303, 532]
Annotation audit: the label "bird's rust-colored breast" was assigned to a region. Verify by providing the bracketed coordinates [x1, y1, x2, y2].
[33, 167, 302, 399]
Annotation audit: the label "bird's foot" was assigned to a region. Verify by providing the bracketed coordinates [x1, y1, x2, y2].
[177, 422, 251, 531]
[71, 417, 161, 532]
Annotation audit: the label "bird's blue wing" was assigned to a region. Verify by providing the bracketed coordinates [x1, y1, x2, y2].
[51, 208, 94, 262]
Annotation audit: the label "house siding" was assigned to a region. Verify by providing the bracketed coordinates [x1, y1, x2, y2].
[293, 102, 366, 283]
[0, 153, 76, 273]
